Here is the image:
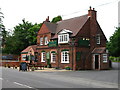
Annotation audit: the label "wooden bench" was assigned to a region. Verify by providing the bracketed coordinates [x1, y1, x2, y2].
[28, 65, 44, 71]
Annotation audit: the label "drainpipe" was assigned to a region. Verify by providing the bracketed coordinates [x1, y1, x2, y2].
[57, 46, 60, 69]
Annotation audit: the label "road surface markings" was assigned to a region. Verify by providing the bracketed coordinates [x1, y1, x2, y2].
[13, 82, 33, 88]
[0, 78, 3, 80]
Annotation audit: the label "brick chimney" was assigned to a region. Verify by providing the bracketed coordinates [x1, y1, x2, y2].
[45, 16, 49, 22]
[88, 6, 97, 20]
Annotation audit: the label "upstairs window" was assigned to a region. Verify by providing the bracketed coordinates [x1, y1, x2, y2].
[58, 34, 69, 44]
[44, 37, 48, 45]
[40, 37, 43, 45]
[96, 34, 100, 44]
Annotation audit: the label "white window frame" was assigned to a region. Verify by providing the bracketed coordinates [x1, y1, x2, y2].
[51, 53, 56, 63]
[103, 54, 107, 63]
[58, 34, 69, 44]
[61, 51, 69, 63]
[96, 34, 100, 44]
[40, 37, 43, 45]
[44, 37, 48, 45]
[41, 52, 46, 62]
[22, 55, 26, 60]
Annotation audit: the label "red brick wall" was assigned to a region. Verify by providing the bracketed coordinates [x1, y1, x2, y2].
[2, 62, 20, 67]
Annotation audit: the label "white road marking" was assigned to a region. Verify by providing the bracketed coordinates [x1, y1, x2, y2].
[0, 78, 3, 80]
[13, 82, 33, 88]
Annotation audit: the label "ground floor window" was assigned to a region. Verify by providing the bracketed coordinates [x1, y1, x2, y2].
[103, 54, 107, 63]
[41, 52, 46, 62]
[61, 51, 69, 63]
[22, 55, 26, 60]
[51, 53, 56, 63]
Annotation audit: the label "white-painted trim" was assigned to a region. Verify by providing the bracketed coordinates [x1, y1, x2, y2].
[61, 51, 69, 63]
[93, 54, 100, 70]
[96, 34, 100, 44]
[103, 54, 108, 63]
[51, 53, 56, 63]
[41, 52, 45, 62]
[58, 34, 69, 44]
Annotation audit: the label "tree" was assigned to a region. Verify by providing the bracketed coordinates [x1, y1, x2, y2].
[0, 8, 8, 48]
[51, 16, 62, 23]
[3, 15, 62, 55]
[3, 19, 41, 55]
[107, 27, 120, 57]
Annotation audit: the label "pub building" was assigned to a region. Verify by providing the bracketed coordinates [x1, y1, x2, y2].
[21, 7, 110, 70]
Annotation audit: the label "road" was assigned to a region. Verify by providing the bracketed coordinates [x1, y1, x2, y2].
[0, 62, 119, 89]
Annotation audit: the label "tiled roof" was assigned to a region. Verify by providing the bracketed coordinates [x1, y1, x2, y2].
[44, 21, 57, 34]
[21, 45, 37, 53]
[92, 47, 106, 54]
[52, 14, 89, 39]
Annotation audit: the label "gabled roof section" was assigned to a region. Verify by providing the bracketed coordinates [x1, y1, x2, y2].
[52, 14, 89, 39]
[57, 14, 89, 35]
[21, 45, 37, 53]
[58, 29, 73, 34]
[44, 21, 57, 34]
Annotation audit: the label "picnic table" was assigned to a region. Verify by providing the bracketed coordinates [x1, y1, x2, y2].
[27, 65, 44, 71]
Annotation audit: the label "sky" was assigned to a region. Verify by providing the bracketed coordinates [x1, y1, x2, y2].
[0, 0, 119, 40]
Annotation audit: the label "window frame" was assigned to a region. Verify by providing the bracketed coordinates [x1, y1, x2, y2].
[41, 52, 46, 62]
[103, 54, 107, 63]
[44, 37, 48, 45]
[58, 34, 69, 44]
[96, 34, 100, 44]
[51, 53, 56, 63]
[22, 55, 26, 60]
[40, 37, 43, 45]
[61, 51, 69, 63]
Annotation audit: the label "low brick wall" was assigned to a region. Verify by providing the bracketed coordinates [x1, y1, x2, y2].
[1, 62, 20, 67]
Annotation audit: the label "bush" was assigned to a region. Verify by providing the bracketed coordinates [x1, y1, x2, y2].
[65, 66, 71, 70]
[55, 67, 60, 69]
[109, 56, 120, 62]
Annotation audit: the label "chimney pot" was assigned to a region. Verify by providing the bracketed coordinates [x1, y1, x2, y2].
[89, 6, 92, 10]
[46, 16, 49, 22]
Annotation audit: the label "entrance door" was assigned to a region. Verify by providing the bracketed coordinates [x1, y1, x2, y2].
[95, 55, 99, 69]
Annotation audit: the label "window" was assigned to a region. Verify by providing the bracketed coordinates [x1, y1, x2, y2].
[58, 34, 69, 44]
[41, 52, 46, 62]
[96, 34, 100, 44]
[40, 37, 43, 45]
[22, 55, 26, 60]
[103, 54, 107, 63]
[51, 53, 56, 63]
[44, 37, 48, 45]
[61, 51, 69, 63]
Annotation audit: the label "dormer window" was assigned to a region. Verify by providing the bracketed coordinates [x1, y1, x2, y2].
[58, 29, 72, 44]
[44, 37, 48, 45]
[40, 37, 43, 45]
[58, 34, 69, 44]
[96, 34, 100, 44]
